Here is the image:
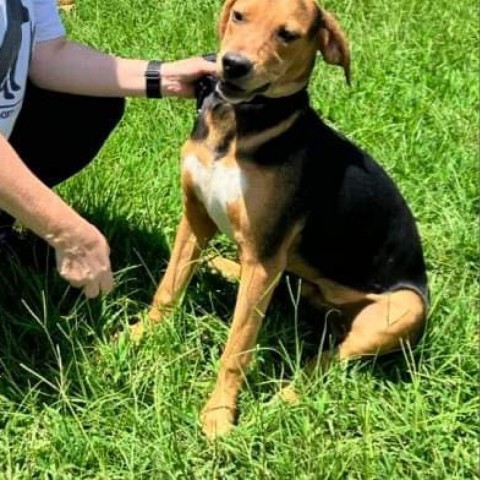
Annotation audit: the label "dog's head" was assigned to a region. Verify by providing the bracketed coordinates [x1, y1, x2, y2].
[216, 0, 350, 102]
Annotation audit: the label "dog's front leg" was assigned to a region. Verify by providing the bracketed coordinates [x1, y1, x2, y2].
[129, 198, 217, 342]
[201, 256, 284, 439]
[149, 198, 217, 322]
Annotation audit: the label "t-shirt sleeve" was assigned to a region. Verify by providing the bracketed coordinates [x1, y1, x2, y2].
[33, 0, 66, 43]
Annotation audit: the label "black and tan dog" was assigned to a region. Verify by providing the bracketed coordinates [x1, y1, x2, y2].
[132, 0, 428, 438]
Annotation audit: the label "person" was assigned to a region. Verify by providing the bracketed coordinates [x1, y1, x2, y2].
[0, 0, 216, 299]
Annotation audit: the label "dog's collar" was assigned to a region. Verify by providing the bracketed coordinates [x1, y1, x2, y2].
[194, 74, 309, 114]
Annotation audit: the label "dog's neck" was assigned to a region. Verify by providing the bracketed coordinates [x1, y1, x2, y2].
[195, 75, 309, 137]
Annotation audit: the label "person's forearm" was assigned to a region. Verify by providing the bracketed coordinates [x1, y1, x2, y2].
[29, 38, 214, 98]
[0, 135, 89, 248]
[30, 38, 150, 97]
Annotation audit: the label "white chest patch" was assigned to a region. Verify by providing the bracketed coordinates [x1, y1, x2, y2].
[182, 154, 246, 238]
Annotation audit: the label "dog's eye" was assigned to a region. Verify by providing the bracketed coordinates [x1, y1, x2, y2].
[232, 10, 244, 23]
[277, 27, 300, 43]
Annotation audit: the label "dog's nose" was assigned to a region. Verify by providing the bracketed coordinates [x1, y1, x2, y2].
[222, 53, 252, 79]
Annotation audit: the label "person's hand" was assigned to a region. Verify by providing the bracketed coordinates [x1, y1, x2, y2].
[0, 133, 113, 300]
[50, 220, 114, 299]
[161, 56, 217, 98]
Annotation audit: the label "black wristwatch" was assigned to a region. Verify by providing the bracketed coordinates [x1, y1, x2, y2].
[145, 60, 163, 98]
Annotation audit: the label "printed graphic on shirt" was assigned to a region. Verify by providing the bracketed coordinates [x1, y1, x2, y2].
[0, 0, 29, 99]
[0, 0, 34, 137]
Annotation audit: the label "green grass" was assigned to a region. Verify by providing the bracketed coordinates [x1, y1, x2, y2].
[0, 0, 478, 478]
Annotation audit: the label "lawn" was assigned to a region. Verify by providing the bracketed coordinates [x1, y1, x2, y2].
[0, 0, 478, 478]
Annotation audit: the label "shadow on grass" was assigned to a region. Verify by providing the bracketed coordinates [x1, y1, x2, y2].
[0, 210, 171, 403]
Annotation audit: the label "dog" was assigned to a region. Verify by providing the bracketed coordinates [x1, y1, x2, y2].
[132, 0, 428, 439]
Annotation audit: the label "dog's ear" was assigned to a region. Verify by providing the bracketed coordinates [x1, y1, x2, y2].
[317, 8, 351, 85]
[218, 0, 238, 39]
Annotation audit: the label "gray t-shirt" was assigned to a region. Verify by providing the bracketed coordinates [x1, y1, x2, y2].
[0, 0, 65, 138]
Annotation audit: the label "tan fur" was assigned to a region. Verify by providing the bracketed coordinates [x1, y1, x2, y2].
[207, 255, 241, 281]
[218, 0, 350, 97]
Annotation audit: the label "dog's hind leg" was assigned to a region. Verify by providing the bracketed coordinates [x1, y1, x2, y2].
[207, 255, 241, 281]
[332, 289, 426, 361]
[278, 288, 426, 403]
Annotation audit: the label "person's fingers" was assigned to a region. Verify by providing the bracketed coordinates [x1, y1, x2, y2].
[199, 58, 217, 74]
[83, 281, 100, 299]
[57, 261, 86, 288]
[163, 81, 196, 98]
[180, 84, 195, 99]
[99, 269, 115, 295]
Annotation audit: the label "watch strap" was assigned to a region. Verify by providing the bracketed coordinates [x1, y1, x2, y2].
[145, 60, 163, 98]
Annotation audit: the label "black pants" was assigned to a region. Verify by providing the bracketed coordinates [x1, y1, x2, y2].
[0, 81, 125, 230]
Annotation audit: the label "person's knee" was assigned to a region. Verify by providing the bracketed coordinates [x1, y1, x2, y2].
[97, 96, 126, 135]
[106, 97, 126, 129]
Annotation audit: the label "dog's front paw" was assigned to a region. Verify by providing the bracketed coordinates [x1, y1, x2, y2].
[147, 303, 172, 324]
[111, 307, 159, 346]
[200, 404, 236, 440]
[275, 383, 301, 405]
[127, 307, 166, 344]
[121, 304, 174, 344]
[128, 318, 147, 344]
[110, 312, 147, 346]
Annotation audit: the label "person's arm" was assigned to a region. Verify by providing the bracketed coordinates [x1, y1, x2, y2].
[29, 37, 217, 98]
[0, 134, 113, 298]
